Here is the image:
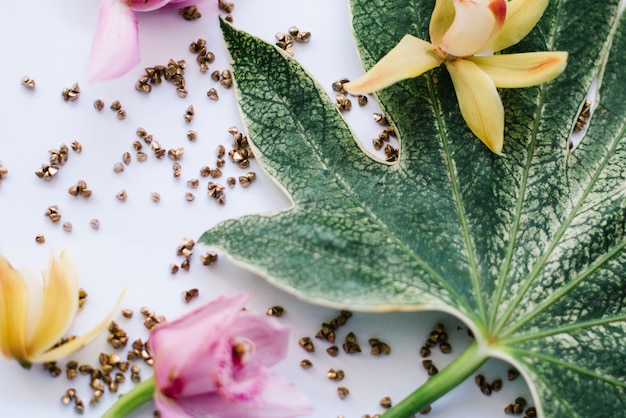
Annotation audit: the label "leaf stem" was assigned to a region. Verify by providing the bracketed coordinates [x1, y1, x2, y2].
[382, 341, 488, 417]
[102, 376, 156, 418]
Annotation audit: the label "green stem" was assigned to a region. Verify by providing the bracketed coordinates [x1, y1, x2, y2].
[382, 341, 489, 418]
[102, 376, 156, 418]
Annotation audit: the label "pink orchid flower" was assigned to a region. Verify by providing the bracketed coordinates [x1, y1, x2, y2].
[87, 0, 203, 82]
[103, 293, 313, 418]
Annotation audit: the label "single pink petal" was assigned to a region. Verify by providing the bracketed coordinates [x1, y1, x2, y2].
[127, 0, 173, 12]
[154, 391, 196, 418]
[156, 372, 314, 418]
[86, 0, 141, 82]
[149, 293, 249, 398]
[129, 0, 206, 12]
[231, 312, 290, 367]
[159, 0, 206, 11]
[247, 373, 314, 418]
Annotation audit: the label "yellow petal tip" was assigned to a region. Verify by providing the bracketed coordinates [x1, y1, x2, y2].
[345, 35, 442, 94]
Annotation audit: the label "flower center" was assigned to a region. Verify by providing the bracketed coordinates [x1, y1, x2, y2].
[231, 336, 255, 366]
[434, 47, 457, 62]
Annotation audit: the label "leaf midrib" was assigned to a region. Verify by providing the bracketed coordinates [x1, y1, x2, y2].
[426, 74, 486, 322]
[383, 2, 487, 322]
[376, 44, 487, 319]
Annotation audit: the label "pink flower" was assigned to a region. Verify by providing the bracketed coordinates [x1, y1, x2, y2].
[148, 293, 313, 418]
[87, 0, 203, 82]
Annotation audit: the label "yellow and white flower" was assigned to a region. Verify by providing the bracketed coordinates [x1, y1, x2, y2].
[345, 0, 568, 155]
[0, 250, 124, 368]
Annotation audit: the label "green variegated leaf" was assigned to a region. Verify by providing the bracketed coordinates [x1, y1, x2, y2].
[202, 0, 626, 416]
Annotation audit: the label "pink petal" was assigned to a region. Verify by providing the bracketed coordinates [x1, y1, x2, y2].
[128, 0, 206, 12]
[128, 0, 173, 12]
[231, 313, 290, 368]
[86, 0, 140, 82]
[155, 372, 314, 418]
[248, 373, 314, 418]
[215, 357, 267, 403]
[149, 293, 249, 398]
[159, 0, 206, 11]
[154, 392, 196, 418]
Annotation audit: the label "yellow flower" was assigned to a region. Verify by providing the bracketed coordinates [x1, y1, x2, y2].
[0, 250, 124, 368]
[345, 0, 568, 155]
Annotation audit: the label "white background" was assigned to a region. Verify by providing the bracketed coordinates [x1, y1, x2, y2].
[0, 1, 535, 417]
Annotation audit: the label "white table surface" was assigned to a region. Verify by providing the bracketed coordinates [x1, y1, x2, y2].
[0, 1, 534, 416]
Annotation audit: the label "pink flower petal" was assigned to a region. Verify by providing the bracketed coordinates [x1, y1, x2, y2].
[248, 373, 314, 418]
[159, 0, 205, 11]
[231, 313, 290, 367]
[86, 0, 140, 82]
[154, 392, 196, 418]
[128, 0, 173, 12]
[214, 350, 267, 402]
[155, 372, 314, 418]
[128, 0, 205, 12]
[157, 338, 227, 399]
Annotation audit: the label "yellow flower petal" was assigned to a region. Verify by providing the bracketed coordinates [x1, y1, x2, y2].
[480, 0, 549, 53]
[18, 268, 45, 348]
[468, 51, 568, 88]
[31, 288, 128, 364]
[445, 58, 504, 154]
[437, 0, 506, 57]
[0, 256, 29, 361]
[344, 35, 442, 94]
[26, 250, 79, 356]
[429, 0, 456, 47]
